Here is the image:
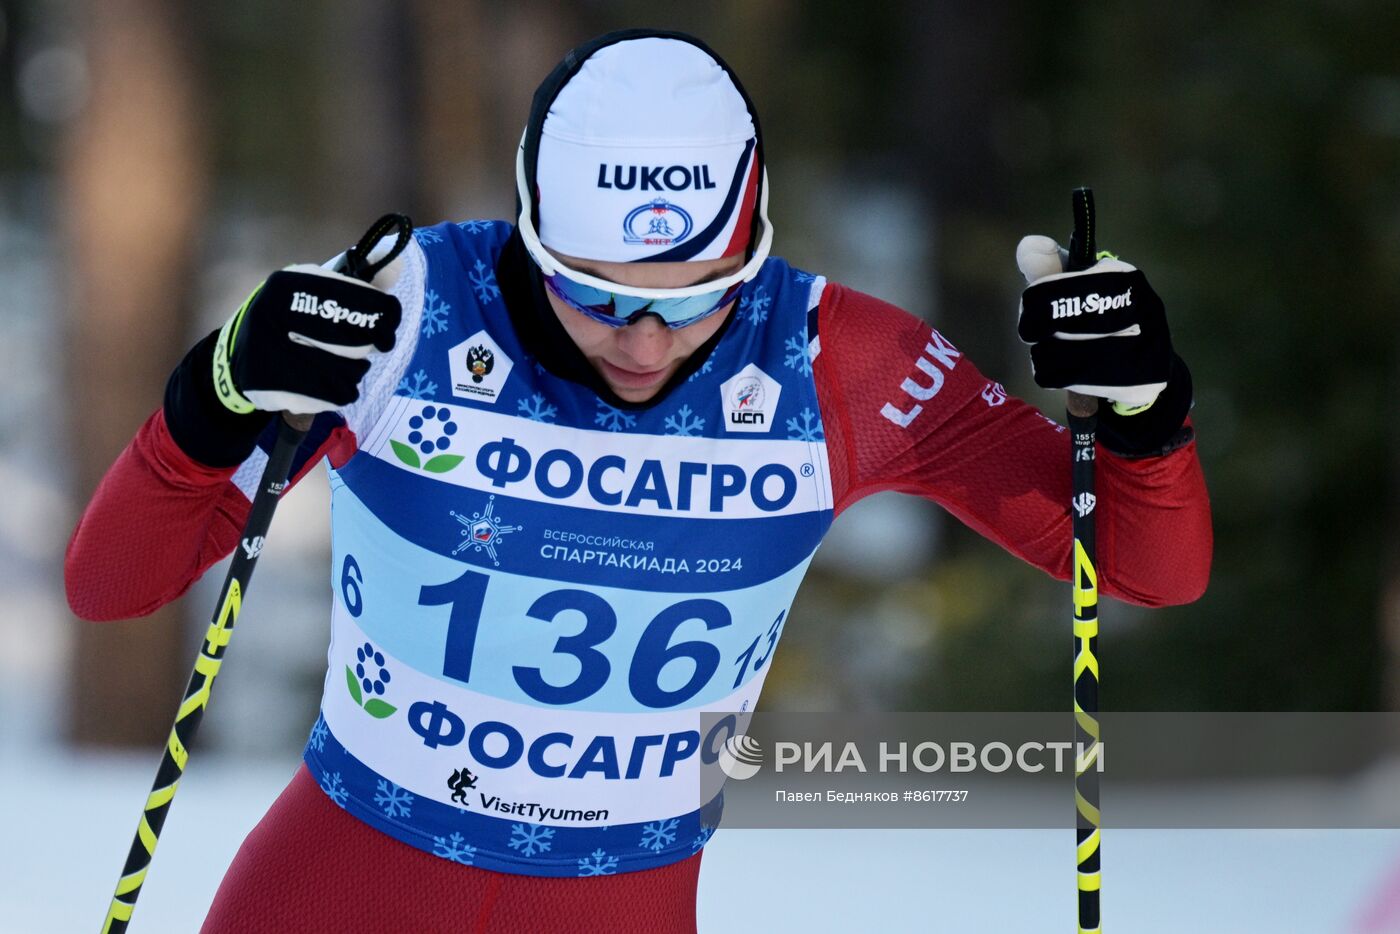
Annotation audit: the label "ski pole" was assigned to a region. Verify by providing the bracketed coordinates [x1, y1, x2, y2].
[1064, 187, 1103, 934]
[99, 213, 411, 934]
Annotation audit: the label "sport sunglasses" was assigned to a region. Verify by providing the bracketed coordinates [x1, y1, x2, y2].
[539, 271, 746, 329]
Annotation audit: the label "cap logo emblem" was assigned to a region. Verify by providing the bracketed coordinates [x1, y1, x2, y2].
[623, 198, 693, 246]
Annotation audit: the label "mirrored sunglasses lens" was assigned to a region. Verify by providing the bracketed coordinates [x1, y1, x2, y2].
[544, 273, 737, 328]
[543, 275, 627, 324]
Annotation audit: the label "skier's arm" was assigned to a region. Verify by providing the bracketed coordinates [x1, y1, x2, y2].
[813, 283, 1211, 607]
[64, 410, 353, 621]
[65, 235, 427, 621]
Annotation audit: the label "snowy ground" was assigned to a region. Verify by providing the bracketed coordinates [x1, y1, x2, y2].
[5, 749, 1398, 933]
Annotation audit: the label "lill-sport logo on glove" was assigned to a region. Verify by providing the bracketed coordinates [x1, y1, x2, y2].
[1049, 287, 1133, 320]
[290, 291, 385, 328]
[1016, 259, 1170, 409]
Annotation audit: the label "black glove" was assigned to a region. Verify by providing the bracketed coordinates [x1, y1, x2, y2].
[165, 262, 402, 466]
[1016, 235, 1193, 457]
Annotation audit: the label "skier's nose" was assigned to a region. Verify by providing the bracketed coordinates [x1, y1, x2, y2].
[617, 314, 672, 367]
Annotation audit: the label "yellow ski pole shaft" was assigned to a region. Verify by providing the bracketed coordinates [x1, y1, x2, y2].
[1065, 186, 1102, 933]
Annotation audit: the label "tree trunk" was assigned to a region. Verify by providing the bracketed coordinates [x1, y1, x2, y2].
[62, 0, 207, 747]
[410, 0, 584, 223]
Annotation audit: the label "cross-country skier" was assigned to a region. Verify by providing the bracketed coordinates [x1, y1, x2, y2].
[66, 29, 1211, 933]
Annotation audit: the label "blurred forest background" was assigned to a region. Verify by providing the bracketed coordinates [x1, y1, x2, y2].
[1, 0, 1398, 760]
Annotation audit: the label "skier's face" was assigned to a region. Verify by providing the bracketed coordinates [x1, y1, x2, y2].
[546, 252, 743, 403]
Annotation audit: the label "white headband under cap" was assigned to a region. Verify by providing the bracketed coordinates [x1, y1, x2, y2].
[534, 37, 761, 263]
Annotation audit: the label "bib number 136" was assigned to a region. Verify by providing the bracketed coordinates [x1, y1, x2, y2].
[341, 555, 783, 710]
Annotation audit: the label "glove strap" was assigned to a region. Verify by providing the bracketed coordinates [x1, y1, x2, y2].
[1097, 353, 1195, 458]
[212, 284, 262, 414]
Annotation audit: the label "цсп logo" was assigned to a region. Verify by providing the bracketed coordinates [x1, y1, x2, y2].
[720, 364, 782, 434]
[733, 377, 764, 412]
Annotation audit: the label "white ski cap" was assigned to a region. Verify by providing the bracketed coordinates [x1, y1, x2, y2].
[535, 36, 762, 263]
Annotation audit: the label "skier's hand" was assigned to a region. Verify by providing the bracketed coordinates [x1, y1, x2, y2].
[1014, 234, 1198, 457]
[212, 262, 402, 416]
[163, 221, 407, 468]
[1015, 235, 1171, 415]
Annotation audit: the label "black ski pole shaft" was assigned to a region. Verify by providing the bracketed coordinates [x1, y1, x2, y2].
[99, 213, 411, 933]
[1065, 186, 1103, 934]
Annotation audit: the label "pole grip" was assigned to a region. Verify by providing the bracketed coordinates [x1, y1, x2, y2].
[1067, 187, 1096, 272]
[1066, 187, 1100, 420]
